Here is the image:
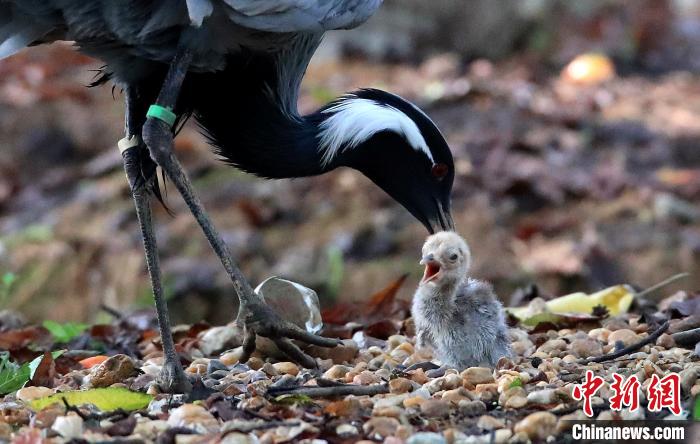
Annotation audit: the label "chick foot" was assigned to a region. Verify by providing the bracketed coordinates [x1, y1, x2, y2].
[237, 301, 340, 369]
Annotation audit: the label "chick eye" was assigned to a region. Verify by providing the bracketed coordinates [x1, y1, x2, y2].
[449, 253, 459, 261]
[431, 163, 449, 181]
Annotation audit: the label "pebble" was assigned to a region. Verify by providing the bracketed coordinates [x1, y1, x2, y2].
[407, 432, 447, 444]
[477, 415, 505, 430]
[52, 414, 84, 439]
[207, 359, 228, 374]
[504, 394, 527, 409]
[459, 400, 486, 416]
[510, 340, 535, 357]
[526, 388, 558, 404]
[272, 362, 299, 376]
[353, 370, 382, 385]
[657, 333, 675, 349]
[537, 339, 567, 354]
[323, 364, 352, 379]
[199, 326, 240, 355]
[607, 329, 638, 347]
[306, 339, 358, 364]
[514, 412, 557, 441]
[441, 388, 469, 405]
[336, 424, 358, 437]
[167, 404, 219, 433]
[220, 348, 243, 366]
[363, 417, 399, 440]
[570, 338, 603, 358]
[461, 367, 494, 386]
[15, 386, 54, 402]
[420, 399, 451, 417]
[88, 354, 137, 388]
[389, 377, 414, 394]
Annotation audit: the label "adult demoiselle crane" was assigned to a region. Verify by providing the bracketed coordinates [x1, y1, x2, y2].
[0, 0, 455, 393]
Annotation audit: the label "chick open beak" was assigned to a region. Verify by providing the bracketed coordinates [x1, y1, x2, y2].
[420, 256, 441, 283]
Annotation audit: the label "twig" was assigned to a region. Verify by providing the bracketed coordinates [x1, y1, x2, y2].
[267, 383, 389, 398]
[636, 273, 689, 300]
[671, 327, 700, 347]
[579, 320, 669, 364]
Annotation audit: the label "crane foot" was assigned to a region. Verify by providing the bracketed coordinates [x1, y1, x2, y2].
[157, 358, 194, 394]
[237, 301, 341, 369]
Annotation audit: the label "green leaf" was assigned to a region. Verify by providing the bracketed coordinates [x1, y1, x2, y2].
[1, 272, 15, 288]
[0, 353, 29, 395]
[0, 350, 66, 395]
[29, 388, 153, 412]
[273, 393, 315, 406]
[509, 377, 523, 389]
[42, 320, 88, 343]
[694, 396, 700, 421]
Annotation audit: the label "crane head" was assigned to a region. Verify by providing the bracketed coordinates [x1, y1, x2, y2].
[317, 89, 455, 233]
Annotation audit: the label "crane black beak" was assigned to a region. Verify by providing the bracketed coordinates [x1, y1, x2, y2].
[425, 198, 454, 234]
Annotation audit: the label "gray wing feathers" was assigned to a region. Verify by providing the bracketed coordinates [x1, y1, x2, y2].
[186, 0, 214, 27]
[0, 3, 60, 60]
[222, 0, 382, 32]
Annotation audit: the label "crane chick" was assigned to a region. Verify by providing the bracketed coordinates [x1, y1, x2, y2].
[411, 232, 511, 369]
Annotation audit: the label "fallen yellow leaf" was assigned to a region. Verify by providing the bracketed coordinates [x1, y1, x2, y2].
[29, 387, 152, 412]
[507, 284, 634, 320]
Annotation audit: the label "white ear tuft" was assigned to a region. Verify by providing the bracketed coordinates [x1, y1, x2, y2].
[317, 97, 432, 167]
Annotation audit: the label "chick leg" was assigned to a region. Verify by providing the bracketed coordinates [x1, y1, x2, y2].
[122, 89, 192, 393]
[141, 46, 338, 368]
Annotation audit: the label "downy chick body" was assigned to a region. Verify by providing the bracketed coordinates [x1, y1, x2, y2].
[411, 231, 511, 369]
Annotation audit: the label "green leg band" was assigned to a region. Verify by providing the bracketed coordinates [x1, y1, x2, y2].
[146, 104, 177, 127]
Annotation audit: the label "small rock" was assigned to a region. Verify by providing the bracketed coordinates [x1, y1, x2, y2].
[537, 339, 567, 354]
[505, 394, 527, 409]
[426, 373, 462, 394]
[680, 367, 699, 393]
[307, 339, 358, 364]
[207, 359, 228, 374]
[220, 348, 243, 366]
[588, 328, 611, 342]
[389, 377, 414, 394]
[657, 333, 675, 349]
[373, 394, 410, 409]
[325, 398, 362, 417]
[199, 326, 241, 356]
[353, 370, 381, 385]
[511, 340, 535, 357]
[323, 364, 352, 379]
[336, 424, 358, 437]
[477, 415, 505, 430]
[527, 388, 558, 404]
[570, 339, 603, 358]
[420, 399, 451, 417]
[458, 400, 486, 416]
[406, 432, 447, 444]
[607, 329, 638, 347]
[167, 404, 219, 433]
[88, 354, 137, 388]
[16, 386, 54, 402]
[52, 414, 83, 439]
[441, 388, 468, 405]
[461, 367, 494, 386]
[494, 429, 512, 444]
[272, 362, 299, 376]
[363, 417, 399, 440]
[514, 412, 557, 441]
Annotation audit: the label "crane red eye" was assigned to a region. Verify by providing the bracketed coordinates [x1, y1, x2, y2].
[431, 163, 449, 180]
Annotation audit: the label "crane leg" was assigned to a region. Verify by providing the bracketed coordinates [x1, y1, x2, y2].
[121, 89, 193, 393]
[141, 47, 339, 372]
